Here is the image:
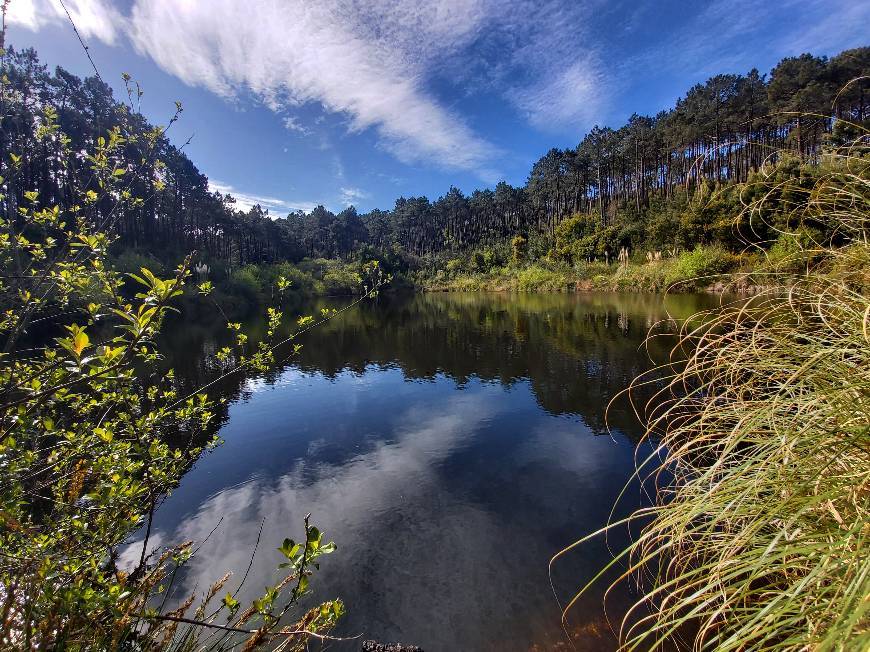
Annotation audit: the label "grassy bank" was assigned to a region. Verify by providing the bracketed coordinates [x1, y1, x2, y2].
[419, 244, 752, 294]
[557, 139, 870, 649]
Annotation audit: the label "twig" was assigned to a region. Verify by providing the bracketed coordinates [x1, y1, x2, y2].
[146, 613, 360, 642]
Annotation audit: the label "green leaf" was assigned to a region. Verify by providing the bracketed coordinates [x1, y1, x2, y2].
[221, 592, 239, 611]
[94, 428, 113, 443]
[72, 330, 89, 356]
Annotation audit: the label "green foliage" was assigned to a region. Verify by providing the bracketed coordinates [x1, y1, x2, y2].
[511, 235, 527, 265]
[0, 76, 343, 650]
[663, 244, 736, 289]
[469, 248, 501, 272]
[229, 265, 263, 303]
[554, 213, 620, 262]
[760, 227, 822, 274]
[515, 265, 572, 292]
[559, 135, 870, 650]
[112, 250, 167, 277]
[445, 258, 463, 276]
[266, 262, 317, 297]
[606, 260, 669, 292]
[322, 264, 362, 295]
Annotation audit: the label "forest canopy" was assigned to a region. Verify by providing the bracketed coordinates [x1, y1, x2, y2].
[2, 45, 867, 271]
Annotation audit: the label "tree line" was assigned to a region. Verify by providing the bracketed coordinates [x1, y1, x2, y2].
[2, 45, 867, 271]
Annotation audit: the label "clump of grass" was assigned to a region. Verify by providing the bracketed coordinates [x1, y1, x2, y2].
[515, 264, 573, 291]
[663, 244, 737, 289]
[556, 135, 870, 650]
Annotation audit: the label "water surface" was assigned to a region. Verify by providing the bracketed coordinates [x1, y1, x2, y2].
[135, 291, 716, 650]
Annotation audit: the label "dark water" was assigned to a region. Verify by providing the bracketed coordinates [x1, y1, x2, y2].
[128, 291, 717, 651]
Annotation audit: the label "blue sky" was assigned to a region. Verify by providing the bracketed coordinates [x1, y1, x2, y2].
[6, 0, 868, 214]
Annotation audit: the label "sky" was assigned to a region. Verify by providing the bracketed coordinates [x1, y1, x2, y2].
[6, 0, 868, 214]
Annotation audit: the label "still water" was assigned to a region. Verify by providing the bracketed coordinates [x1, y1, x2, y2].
[132, 291, 717, 651]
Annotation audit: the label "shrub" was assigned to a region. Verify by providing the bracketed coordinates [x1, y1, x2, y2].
[446, 258, 463, 276]
[664, 244, 736, 289]
[0, 85, 343, 651]
[761, 227, 823, 274]
[112, 249, 167, 277]
[511, 235, 528, 264]
[470, 249, 486, 271]
[516, 265, 570, 291]
[322, 265, 362, 295]
[227, 264, 263, 305]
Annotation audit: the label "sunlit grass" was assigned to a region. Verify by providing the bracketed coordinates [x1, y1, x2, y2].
[555, 134, 870, 650]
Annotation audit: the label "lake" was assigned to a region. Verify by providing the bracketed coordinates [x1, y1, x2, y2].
[129, 291, 718, 651]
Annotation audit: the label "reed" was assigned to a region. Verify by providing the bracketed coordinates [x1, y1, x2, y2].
[556, 134, 870, 650]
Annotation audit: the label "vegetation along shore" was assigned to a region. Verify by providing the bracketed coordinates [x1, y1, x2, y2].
[4, 46, 869, 305]
[1, 7, 868, 650]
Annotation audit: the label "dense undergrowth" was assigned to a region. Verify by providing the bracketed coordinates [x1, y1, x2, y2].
[419, 244, 741, 294]
[418, 149, 868, 295]
[112, 252, 388, 317]
[555, 136, 870, 649]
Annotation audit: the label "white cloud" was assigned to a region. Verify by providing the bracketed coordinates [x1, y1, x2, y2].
[126, 0, 500, 176]
[208, 180, 317, 215]
[332, 156, 346, 180]
[339, 186, 370, 207]
[282, 116, 312, 137]
[509, 57, 605, 131]
[449, 0, 612, 132]
[15, 0, 865, 169]
[11, 0, 614, 163]
[6, 0, 121, 45]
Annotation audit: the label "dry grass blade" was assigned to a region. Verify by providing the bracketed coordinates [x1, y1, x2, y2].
[555, 132, 870, 651]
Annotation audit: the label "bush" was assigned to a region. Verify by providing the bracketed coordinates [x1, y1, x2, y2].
[664, 244, 736, 289]
[227, 264, 263, 304]
[761, 227, 822, 274]
[516, 265, 571, 291]
[1, 87, 343, 651]
[112, 249, 166, 276]
[322, 265, 362, 295]
[511, 235, 528, 264]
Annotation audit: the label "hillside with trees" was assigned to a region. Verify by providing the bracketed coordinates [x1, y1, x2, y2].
[2, 17, 868, 652]
[3, 45, 868, 291]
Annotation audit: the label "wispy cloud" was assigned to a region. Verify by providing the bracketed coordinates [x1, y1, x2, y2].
[282, 116, 312, 137]
[14, 0, 864, 180]
[11, 0, 612, 158]
[445, 0, 612, 132]
[625, 0, 870, 83]
[504, 1, 610, 131]
[508, 57, 605, 131]
[339, 186, 370, 207]
[208, 180, 318, 215]
[6, 0, 122, 44]
[125, 0, 499, 177]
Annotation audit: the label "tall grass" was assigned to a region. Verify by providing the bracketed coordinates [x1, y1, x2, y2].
[555, 135, 870, 650]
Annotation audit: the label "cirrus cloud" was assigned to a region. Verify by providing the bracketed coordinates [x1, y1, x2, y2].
[6, 0, 122, 45]
[9, 0, 615, 172]
[208, 180, 318, 215]
[126, 0, 500, 176]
